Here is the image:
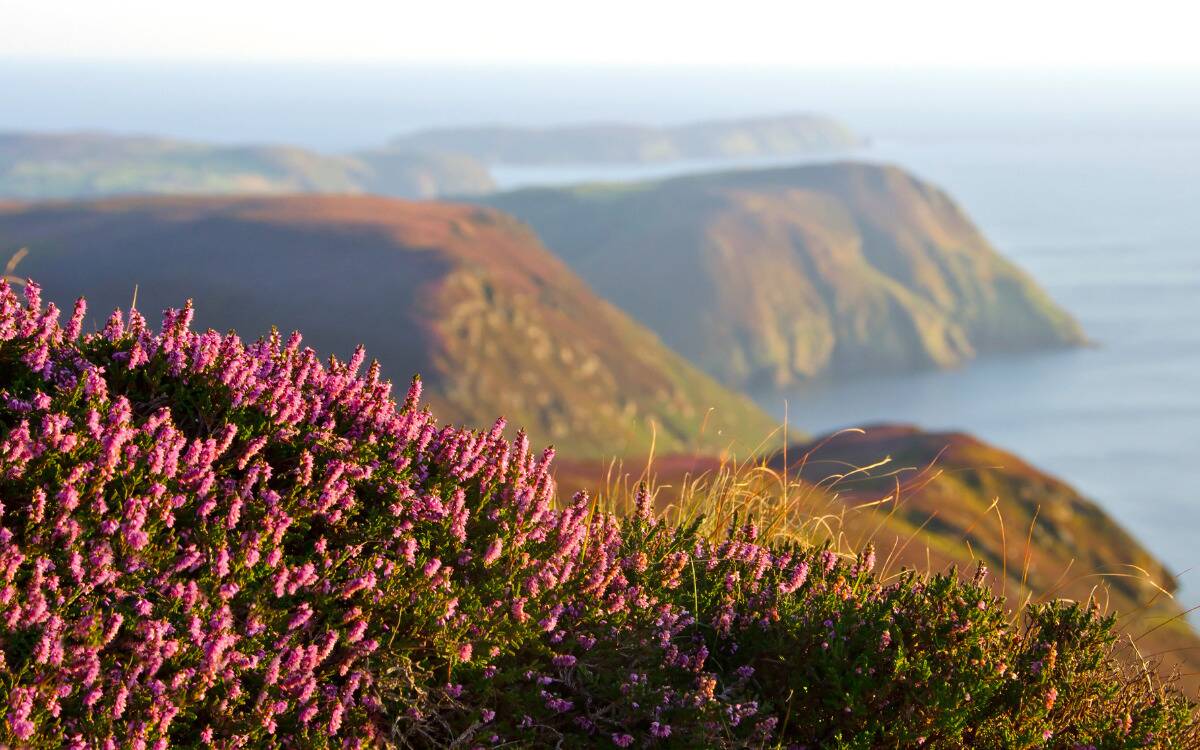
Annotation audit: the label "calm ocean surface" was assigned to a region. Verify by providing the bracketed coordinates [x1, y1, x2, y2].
[4, 62, 1199, 610]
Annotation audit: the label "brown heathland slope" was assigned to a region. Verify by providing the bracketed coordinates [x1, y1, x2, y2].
[0, 195, 777, 458]
[483, 162, 1086, 390]
[557, 425, 1200, 695]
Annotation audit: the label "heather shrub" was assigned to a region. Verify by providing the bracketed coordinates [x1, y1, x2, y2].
[0, 279, 1194, 748]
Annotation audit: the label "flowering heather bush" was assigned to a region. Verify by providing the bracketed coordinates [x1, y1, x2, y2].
[0, 279, 1195, 748]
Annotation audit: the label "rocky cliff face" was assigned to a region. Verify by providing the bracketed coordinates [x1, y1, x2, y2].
[483, 162, 1085, 389]
[0, 194, 776, 458]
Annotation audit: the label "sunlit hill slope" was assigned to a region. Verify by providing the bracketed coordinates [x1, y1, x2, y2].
[0, 194, 777, 458]
[483, 162, 1086, 390]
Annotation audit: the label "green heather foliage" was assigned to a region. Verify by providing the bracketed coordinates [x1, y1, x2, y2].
[0, 280, 1194, 747]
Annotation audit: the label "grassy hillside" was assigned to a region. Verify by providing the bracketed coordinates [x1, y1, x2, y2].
[0, 132, 494, 199]
[0, 195, 777, 458]
[557, 424, 1200, 695]
[788, 425, 1200, 689]
[0, 282, 1193, 746]
[391, 113, 862, 164]
[483, 162, 1086, 389]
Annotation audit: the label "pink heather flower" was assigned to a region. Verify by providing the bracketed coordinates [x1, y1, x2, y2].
[510, 598, 528, 623]
[859, 544, 876, 574]
[612, 734, 634, 747]
[299, 702, 320, 726]
[820, 548, 838, 572]
[237, 435, 268, 470]
[779, 560, 809, 595]
[65, 297, 87, 340]
[288, 603, 314, 631]
[545, 696, 573, 713]
[339, 571, 376, 598]
[111, 683, 129, 719]
[482, 537, 503, 566]
[8, 686, 36, 740]
[457, 643, 473, 662]
[633, 484, 655, 522]
[552, 654, 577, 668]
[328, 702, 345, 735]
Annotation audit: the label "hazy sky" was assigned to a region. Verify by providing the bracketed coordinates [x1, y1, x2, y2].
[4, 0, 1200, 67]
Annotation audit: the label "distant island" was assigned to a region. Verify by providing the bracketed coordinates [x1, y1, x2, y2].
[390, 112, 863, 165]
[0, 131, 495, 200]
[482, 162, 1086, 389]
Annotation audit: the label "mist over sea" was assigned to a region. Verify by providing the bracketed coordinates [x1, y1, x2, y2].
[4, 61, 1200, 611]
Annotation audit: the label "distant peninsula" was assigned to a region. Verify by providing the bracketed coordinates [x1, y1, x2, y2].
[0, 131, 494, 200]
[390, 113, 863, 165]
[482, 162, 1086, 389]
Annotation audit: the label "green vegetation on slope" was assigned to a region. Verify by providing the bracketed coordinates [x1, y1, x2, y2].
[482, 162, 1086, 389]
[0, 195, 777, 458]
[0, 132, 494, 199]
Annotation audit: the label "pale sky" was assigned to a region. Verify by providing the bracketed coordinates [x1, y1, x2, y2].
[4, 0, 1200, 67]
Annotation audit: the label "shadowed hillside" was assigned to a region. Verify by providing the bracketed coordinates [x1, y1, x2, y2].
[391, 112, 861, 164]
[556, 424, 1200, 694]
[483, 162, 1086, 389]
[0, 195, 777, 457]
[0, 132, 494, 199]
